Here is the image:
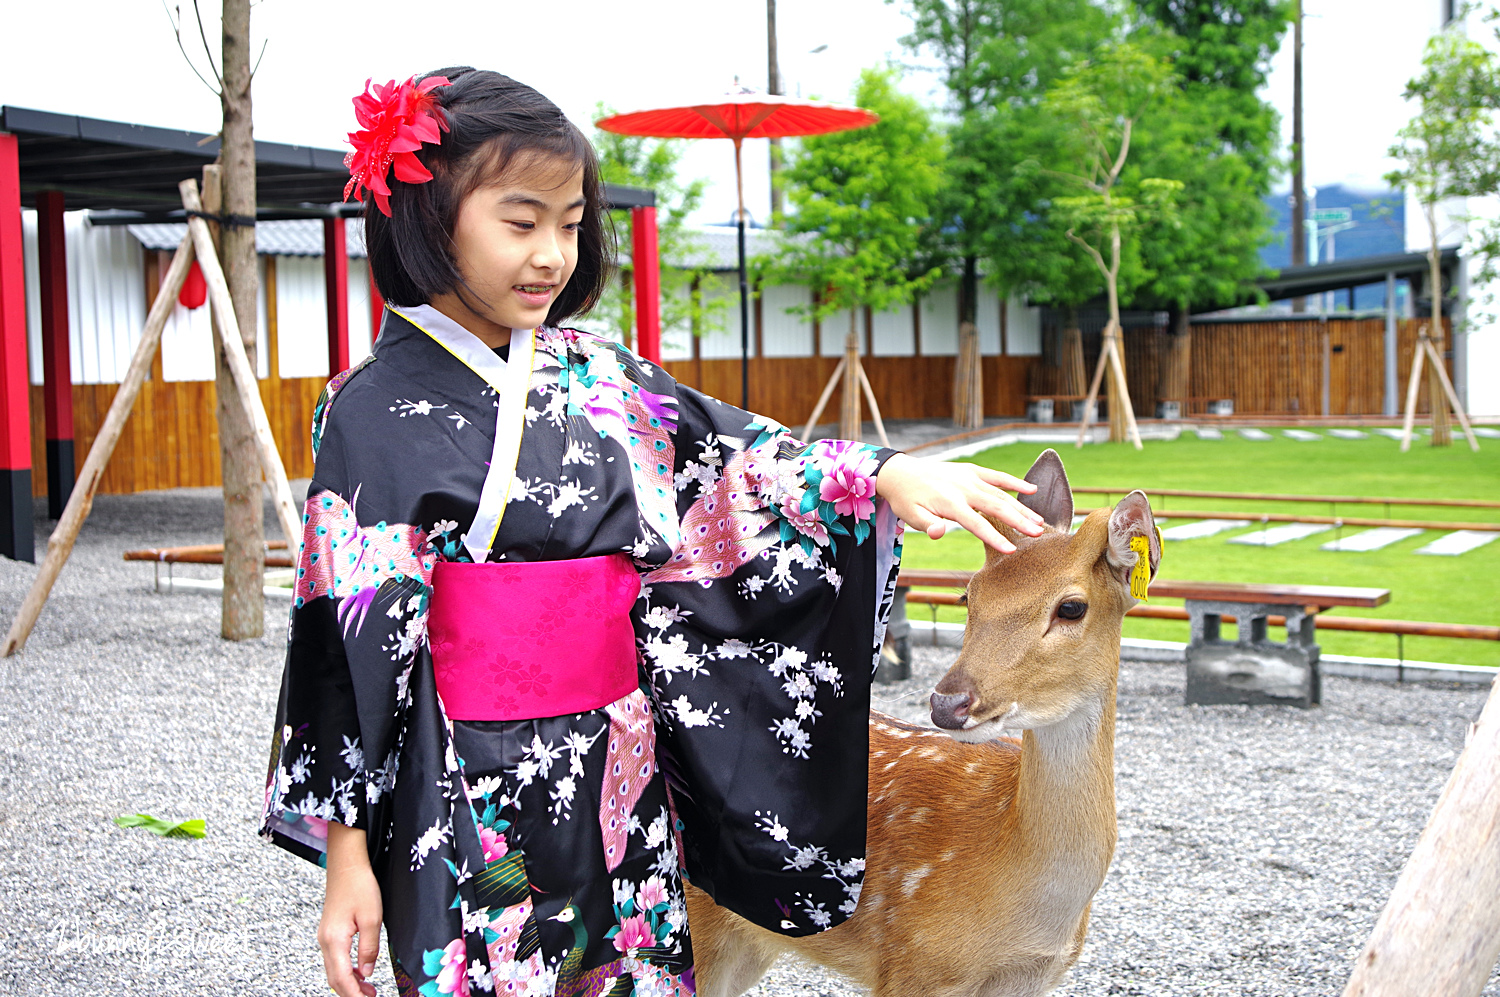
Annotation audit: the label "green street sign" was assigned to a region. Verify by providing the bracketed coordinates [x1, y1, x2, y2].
[1311, 207, 1352, 223]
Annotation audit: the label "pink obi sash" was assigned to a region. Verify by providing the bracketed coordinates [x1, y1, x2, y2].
[428, 554, 643, 721]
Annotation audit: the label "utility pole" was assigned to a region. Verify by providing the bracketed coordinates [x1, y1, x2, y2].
[768, 0, 784, 223]
[1290, 0, 1307, 313]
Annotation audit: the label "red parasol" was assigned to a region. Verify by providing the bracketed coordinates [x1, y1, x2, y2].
[597, 86, 877, 407]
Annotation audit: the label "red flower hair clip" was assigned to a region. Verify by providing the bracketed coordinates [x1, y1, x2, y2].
[343, 75, 452, 217]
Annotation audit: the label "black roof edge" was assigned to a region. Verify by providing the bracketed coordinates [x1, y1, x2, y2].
[87, 183, 655, 225]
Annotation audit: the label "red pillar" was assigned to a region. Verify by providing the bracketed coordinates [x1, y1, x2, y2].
[36, 191, 73, 520]
[631, 206, 661, 363]
[323, 217, 350, 375]
[368, 260, 385, 340]
[0, 135, 33, 561]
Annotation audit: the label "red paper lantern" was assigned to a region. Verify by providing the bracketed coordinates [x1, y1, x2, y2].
[179, 260, 207, 310]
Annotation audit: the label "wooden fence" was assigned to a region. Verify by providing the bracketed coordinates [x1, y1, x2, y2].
[1030, 316, 1454, 418]
[28, 376, 323, 497]
[660, 355, 1038, 430]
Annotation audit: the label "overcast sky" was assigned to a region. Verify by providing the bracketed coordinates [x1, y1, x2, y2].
[0, 0, 1479, 225]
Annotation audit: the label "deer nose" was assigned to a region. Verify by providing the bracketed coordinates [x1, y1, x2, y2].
[930, 690, 972, 730]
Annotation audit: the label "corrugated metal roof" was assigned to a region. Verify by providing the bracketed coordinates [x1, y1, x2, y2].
[127, 218, 368, 258]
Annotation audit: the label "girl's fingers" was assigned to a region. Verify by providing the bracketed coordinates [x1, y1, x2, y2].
[950, 505, 1016, 554]
[974, 465, 1037, 495]
[320, 923, 360, 997]
[355, 915, 381, 997]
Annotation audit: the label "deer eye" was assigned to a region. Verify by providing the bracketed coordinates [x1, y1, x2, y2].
[1057, 601, 1088, 621]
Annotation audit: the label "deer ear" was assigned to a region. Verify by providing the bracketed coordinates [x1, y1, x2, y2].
[1018, 448, 1073, 530]
[1105, 490, 1160, 591]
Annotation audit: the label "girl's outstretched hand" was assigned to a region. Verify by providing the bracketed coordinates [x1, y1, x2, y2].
[875, 453, 1044, 554]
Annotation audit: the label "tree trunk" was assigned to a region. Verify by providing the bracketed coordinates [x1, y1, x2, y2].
[1060, 320, 1086, 399]
[953, 321, 982, 429]
[1427, 235, 1451, 446]
[840, 308, 862, 441]
[217, 0, 264, 639]
[1157, 304, 1192, 418]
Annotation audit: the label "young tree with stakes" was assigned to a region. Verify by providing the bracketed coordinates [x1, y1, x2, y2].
[771, 67, 944, 443]
[1043, 42, 1180, 449]
[1387, 27, 1494, 451]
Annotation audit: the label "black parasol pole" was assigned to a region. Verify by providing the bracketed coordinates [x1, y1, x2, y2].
[734, 138, 750, 409]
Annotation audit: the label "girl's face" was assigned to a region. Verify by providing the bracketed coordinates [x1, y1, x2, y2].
[432, 157, 586, 347]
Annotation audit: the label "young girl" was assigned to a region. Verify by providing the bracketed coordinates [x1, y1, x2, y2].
[261, 67, 1043, 997]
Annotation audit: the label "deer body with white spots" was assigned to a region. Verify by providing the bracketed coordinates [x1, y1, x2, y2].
[686, 450, 1160, 997]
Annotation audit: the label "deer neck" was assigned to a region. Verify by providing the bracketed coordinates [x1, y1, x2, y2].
[1011, 673, 1118, 874]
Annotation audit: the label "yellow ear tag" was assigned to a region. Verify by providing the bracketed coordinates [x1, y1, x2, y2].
[1129, 535, 1151, 601]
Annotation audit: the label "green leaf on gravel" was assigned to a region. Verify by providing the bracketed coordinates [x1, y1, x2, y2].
[112, 814, 206, 839]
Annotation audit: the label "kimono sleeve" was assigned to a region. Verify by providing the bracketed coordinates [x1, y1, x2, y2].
[260, 370, 435, 866]
[628, 359, 904, 938]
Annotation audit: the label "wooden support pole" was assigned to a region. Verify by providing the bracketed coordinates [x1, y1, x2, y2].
[1342, 675, 1500, 996]
[180, 179, 301, 552]
[2, 234, 197, 656]
[1075, 323, 1113, 448]
[802, 356, 846, 442]
[1423, 336, 1480, 453]
[857, 362, 891, 449]
[1399, 328, 1428, 453]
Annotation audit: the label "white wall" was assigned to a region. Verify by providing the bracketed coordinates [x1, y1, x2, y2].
[275, 256, 331, 379]
[698, 281, 743, 360]
[870, 304, 913, 356]
[820, 307, 854, 356]
[920, 286, 959, 356]
[348, 256, 374, 363]
[1006, 298, 1042, 355]
[761, 284, 813, 357]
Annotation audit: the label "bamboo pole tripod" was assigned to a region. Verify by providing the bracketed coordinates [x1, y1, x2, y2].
[801, 320, 890, 447]
[1075, 321, 1142, 450]
[2, 177, 301, 656]
[1398, 324, 1479, 453]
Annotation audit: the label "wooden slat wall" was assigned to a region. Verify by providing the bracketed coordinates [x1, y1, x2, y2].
[1185, 317, 1451, 416]
[28, 376, 324, 496]
[660, 355, 1038, 430]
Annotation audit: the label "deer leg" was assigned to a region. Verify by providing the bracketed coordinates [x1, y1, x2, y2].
[686, 885, 783, 997]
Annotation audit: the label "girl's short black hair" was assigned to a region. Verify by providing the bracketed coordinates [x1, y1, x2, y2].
[363, 67, 612, 326]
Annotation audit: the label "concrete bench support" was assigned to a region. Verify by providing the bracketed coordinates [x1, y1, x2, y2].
[1184, 599, 1321, 708]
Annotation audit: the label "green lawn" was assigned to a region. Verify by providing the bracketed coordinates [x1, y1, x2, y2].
[901, 427, 1500, 667]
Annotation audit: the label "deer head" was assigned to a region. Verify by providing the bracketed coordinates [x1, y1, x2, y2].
[930, 449, 1160, 741]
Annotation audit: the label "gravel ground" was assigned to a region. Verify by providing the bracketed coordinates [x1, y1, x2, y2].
[0, 487, 1495, 996]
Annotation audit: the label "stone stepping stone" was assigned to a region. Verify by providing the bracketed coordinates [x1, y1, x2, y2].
[1414, 530, 1499, 556]
[1160, 519, 1243, 541]
[1194, 427, 1223, 440]
[1328, 429, 1368, 440]
[1374, 428, 1407, 440]
[1238, 428, 1273, 441]
[1319, 527, 1424, 552]
[1227, 522, 1333, 546]
[1472, 427, 1500, 439]
[1283, 429, 1321, 441]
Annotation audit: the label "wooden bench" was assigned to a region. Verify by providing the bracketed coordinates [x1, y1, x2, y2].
[892, 570, 1395, 707]
[123, 542, 293, 592]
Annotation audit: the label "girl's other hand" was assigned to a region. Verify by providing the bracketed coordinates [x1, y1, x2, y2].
[321, 824, 382, 997]
[874, 454, 1044, 554]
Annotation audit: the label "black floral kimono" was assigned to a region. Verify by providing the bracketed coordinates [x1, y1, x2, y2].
[261, 304, 903, 997]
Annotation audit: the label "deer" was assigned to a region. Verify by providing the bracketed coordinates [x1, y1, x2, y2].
[685, 448, 1160, 997]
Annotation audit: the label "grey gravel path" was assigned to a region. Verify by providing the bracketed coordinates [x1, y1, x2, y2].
[0, 488, 1495, 996]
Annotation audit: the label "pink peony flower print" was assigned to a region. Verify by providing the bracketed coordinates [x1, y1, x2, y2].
[612, 913, 654, 954]
[636, 876, 669, 912]
[778, 495, 830, 546]
[436, 937, 470, 995]
[818, 457, 878, 521]
[479, 826, 508, 864]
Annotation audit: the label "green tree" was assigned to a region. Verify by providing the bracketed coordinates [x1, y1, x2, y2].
[590, 105, 726, 348]
[1042, 42, 1182, 446]
[895, 0, 1115, 316]
[1130, 1, 1290, 412]
[770, 66, 945, 437]
[1386, 28, 1500, 447]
